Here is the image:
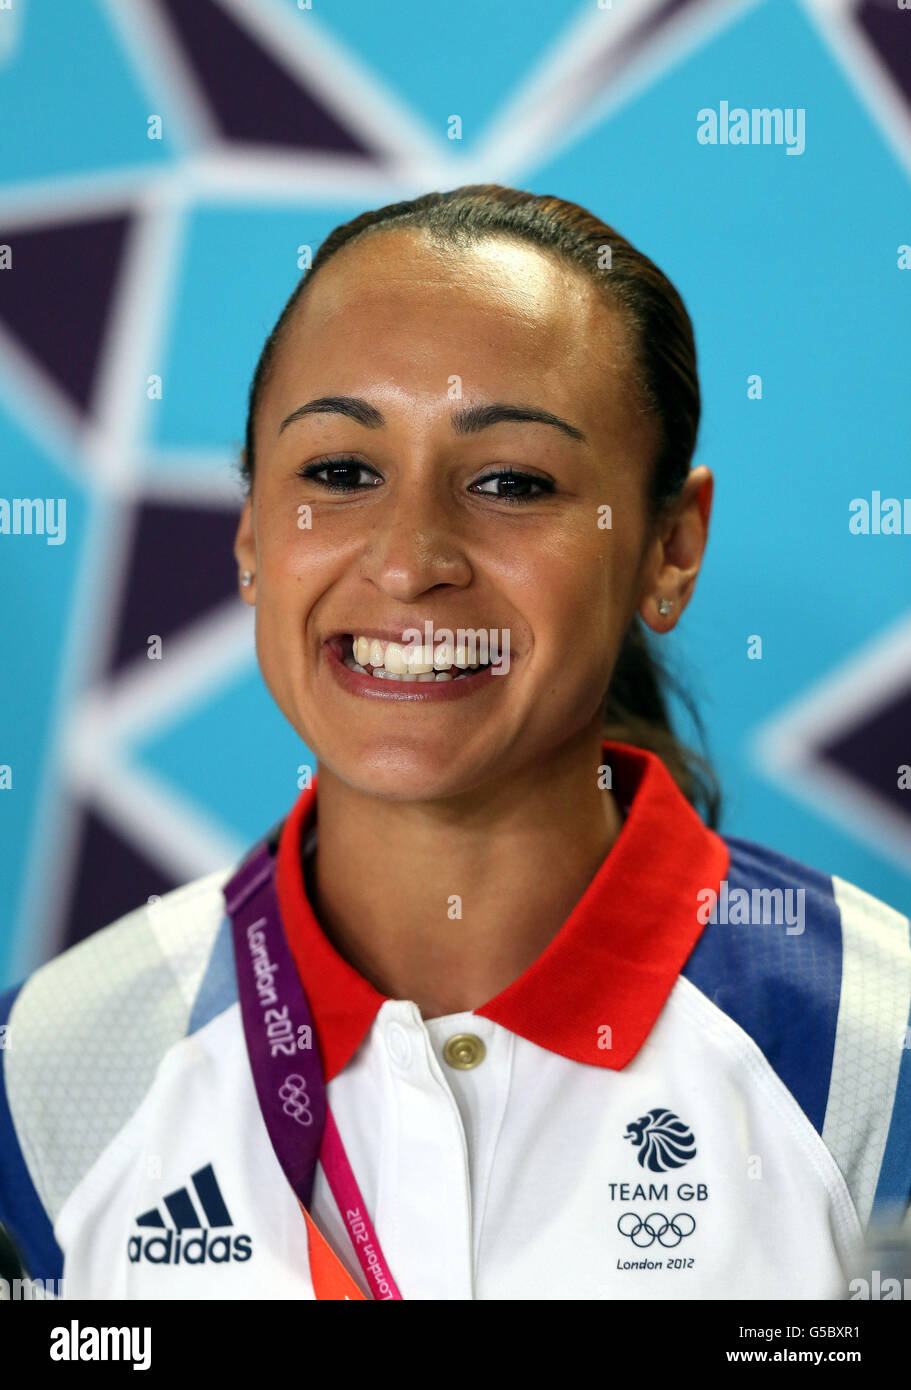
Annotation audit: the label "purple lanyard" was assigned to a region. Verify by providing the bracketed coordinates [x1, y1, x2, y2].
[224, 832, 403, 1300]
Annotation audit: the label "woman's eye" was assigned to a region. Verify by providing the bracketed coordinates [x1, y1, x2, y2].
[471, 471, 554, 503]
[296, 460, 553, 502]
[296, 458, 381, 491]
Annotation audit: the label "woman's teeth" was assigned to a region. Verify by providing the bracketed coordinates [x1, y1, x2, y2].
[344, 636, 488, 682]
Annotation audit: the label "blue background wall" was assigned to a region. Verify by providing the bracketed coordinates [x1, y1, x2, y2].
[1, 0, 909, 983]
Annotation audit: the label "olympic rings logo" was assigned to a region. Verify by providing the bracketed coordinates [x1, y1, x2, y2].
[278, 1073, 314, 1126]
[617, 1211, 696, 1248]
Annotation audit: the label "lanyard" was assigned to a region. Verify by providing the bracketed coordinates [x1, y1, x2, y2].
[224, 831, 403, 1301]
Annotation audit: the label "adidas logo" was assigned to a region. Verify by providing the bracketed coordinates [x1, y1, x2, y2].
[128, 1163, 253, 1265]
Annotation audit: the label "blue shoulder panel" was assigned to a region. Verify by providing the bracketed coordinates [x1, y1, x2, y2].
[872, 1002, 911, 1214]
[188, 916, 238, 1036]
[0, 983, 64, 1282]
[681, 835, 843, 1134]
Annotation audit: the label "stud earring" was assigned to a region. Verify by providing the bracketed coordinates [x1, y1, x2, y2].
[240, 570, 253, 587]
[656, 598, 673, 616]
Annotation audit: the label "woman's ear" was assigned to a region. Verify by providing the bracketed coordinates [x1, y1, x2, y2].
[234, 495, 256, 604]
[639, 466, 714, 633]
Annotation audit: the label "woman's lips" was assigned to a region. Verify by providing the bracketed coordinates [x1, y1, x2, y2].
[323, 637, 505, 702]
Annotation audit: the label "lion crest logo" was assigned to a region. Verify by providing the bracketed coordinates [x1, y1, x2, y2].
[624, 1107, 697, 1172]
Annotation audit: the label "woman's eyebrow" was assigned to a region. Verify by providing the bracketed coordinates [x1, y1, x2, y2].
[278, 395, 588, 443]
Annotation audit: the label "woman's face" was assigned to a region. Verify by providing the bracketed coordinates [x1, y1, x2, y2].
[236, 229, 669, 802]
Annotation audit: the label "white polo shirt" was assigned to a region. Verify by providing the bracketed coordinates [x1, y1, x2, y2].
[2, 741, 910, 1299]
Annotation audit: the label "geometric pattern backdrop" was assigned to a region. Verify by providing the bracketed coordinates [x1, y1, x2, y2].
[1, 0, 909, 985]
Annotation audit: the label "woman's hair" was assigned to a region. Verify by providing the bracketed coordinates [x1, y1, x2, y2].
[240, 185, 721, 827]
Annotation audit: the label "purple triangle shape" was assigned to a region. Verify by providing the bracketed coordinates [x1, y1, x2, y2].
[0, 214, 131, 414]
[819, 681, 911, 830]
[60, 805, 181, 952]
[855, 0, 911, 109]
[109, 499, 242, 674]
[155, 0, 375, 157]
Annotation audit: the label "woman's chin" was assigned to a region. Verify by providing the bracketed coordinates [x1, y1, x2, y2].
[317, 743, 490, 805]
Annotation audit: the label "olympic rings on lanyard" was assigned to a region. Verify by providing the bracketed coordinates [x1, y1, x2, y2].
[279, 1074, 314, 1126]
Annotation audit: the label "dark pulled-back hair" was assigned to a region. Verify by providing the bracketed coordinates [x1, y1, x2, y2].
[241, 184, 721, 827]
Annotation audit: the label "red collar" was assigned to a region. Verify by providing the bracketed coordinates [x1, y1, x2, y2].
[275, 741, 729, 1080]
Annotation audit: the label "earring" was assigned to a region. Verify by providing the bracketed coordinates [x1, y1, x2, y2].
[240, 570, 253, 587]
[656, 597, 673, 616]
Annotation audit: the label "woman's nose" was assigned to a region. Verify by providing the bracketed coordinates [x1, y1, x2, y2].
[357, 488, 473, 602]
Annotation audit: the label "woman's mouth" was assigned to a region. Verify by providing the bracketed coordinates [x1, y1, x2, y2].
[323, 633, 504, 701]
[339, 633, 491, 681]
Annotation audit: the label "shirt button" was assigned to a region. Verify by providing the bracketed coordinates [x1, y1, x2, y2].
[442, 1033, 486, 1070]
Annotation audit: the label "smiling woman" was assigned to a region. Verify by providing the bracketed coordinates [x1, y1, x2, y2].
[238, 186, 718, 828]
[1, 186, 909, 1304]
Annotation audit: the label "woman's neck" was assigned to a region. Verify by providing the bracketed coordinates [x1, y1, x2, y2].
[304, 733, 625, 1019]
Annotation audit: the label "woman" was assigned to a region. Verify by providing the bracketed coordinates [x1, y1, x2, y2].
[1, 185, 908, 1301]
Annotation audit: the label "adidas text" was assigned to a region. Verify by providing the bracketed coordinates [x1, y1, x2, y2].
[127, 1229, 252, 1265]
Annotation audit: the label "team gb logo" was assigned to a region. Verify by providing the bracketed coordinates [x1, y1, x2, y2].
[624, 1107, 697, 1172]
